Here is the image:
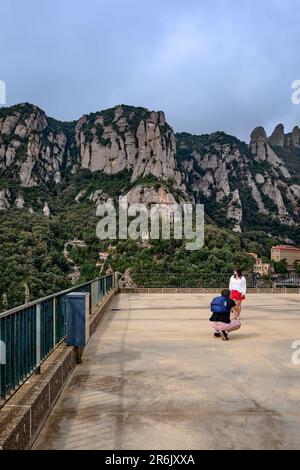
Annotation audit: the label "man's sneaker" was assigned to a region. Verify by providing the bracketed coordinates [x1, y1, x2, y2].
[220, 330, 229, 341]
[214, 331, 221, 338]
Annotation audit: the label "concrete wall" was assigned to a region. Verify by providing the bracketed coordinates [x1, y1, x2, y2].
[0, 345, 76, 450]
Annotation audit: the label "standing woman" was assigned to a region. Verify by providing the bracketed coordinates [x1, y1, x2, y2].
[229, 268, 246, 319]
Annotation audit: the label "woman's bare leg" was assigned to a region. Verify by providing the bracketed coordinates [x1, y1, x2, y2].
[231, 306, 238, 320]
[236, 300, 242, 319]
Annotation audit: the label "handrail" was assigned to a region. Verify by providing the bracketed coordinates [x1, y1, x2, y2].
[0, 273, 116, 405]
[131, 272, 300, 289]
[0, 276, 108, 319]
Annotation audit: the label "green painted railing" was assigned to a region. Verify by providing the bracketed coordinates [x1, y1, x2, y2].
[0, 274, 115, 406]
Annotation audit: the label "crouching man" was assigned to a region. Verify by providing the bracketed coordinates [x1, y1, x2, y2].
[209, 289, 241, 341]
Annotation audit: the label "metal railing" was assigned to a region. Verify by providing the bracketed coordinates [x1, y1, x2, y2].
[132, 272, 300, 289]
[0, 273, 115, 406]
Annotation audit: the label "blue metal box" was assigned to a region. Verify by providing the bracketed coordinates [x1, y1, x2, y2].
[66, 292, 90, 347]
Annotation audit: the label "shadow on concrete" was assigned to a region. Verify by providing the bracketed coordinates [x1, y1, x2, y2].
[232, 333, 260, 340]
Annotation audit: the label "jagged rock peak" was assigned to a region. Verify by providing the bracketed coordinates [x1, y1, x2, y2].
[269, 123, 285, 147]
[76, 104, 182, 186]
[250, 126, 267, 143]
[0, 102, 48, 135]
[292, 126, 300, 147]
[0, 102, 45, 115]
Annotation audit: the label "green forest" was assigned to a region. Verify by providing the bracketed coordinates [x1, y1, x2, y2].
[0, 166, 284, 312]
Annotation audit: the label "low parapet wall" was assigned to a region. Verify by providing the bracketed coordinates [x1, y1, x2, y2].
[0, 345, 76, 450]
[0, 287, 117, 450]
[90, 288, 117, 336]
[120, 287, 300, 294]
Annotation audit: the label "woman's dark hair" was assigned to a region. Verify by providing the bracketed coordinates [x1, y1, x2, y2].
[221, 289, 231, 297]
[234, 268, 242, 278]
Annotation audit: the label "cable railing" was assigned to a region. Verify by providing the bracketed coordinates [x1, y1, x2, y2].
[132, 272, 300, 289]
[0, 273, 115, 406]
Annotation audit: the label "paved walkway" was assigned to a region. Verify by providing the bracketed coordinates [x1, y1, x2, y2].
[33, 293, 300, 450]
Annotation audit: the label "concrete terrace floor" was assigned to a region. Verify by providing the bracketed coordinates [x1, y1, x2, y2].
[33, 293, 300, 450]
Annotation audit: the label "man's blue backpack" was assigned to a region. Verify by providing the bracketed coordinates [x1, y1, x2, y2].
[210, 296, 228, 314]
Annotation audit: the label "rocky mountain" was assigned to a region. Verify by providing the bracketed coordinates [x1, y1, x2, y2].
[268, 123, 300, 149]
[177, 126, 300, 235]
[1, 101, 300, 309]
[0, 103, 68, 188]
[1, 102, 300, 240]
[0, 103, 182, 191]
[76, 105, 182, 187]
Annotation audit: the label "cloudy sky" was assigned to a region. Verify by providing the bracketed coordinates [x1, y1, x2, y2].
[1, 0, 300, 141]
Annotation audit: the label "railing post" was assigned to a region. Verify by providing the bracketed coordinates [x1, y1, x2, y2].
[36, 304, 41, 374]
[53, 298, 56, 348]
[97, 279, 101, 302]
[114, 272, 119, 290]
[0, 318, 6, 401]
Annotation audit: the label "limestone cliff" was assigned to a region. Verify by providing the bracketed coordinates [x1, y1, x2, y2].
[76, 105, 182, 187]
[0, 103, 68, 187]
[0, 103, 182, 189]
[268, 123, 300, 150]
[1, 102, 300, 234]
[177, 125, 300, 229]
